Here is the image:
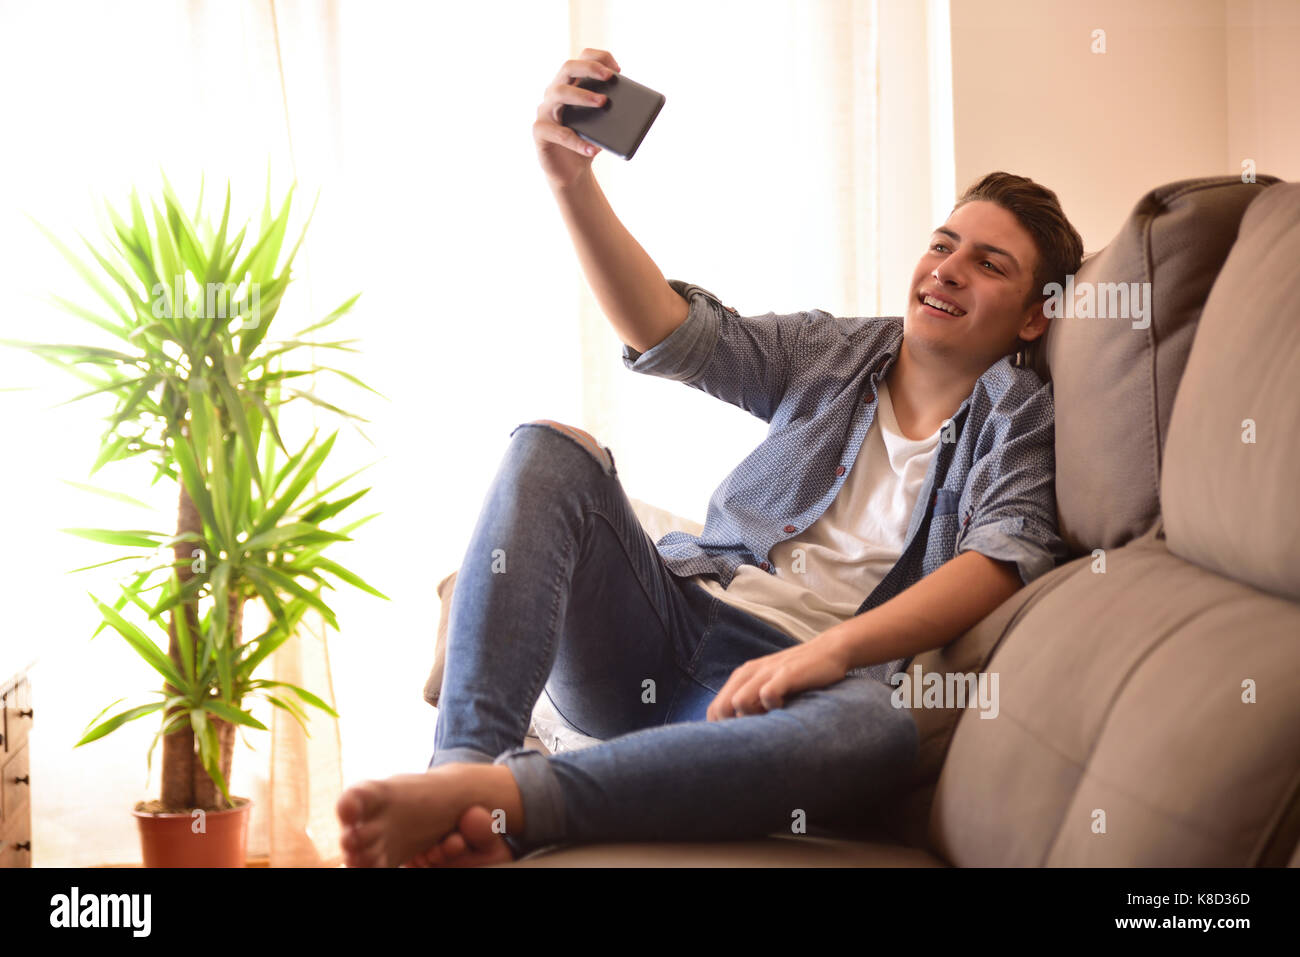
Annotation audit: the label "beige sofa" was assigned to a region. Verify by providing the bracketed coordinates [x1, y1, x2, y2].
[426, 174, 1300, 867]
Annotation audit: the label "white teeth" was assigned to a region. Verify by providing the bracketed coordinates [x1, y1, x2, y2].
[923, 295, 965, 316]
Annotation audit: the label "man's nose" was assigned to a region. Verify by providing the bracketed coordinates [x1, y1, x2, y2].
[932, 261, 965, 286]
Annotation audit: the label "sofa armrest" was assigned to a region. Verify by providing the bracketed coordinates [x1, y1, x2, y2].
[422, 569, 460, 707]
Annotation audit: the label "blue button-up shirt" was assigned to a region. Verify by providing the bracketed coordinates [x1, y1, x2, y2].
[621, 280, 1069, 682]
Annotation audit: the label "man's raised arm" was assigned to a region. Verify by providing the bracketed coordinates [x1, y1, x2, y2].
[534, 48, 687, 354]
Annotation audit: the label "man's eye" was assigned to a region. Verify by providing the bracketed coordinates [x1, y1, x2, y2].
[982, 261, 1001, 273]
[931, 243, 948, 252]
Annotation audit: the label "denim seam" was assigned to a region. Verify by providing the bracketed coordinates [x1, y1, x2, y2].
[538, 686, 599, 740]
[518, 531, 574, 747]
[544, 502, 675, 736]
[660, 592, 721, 720]
[682, 590, 721, 678]
[585, 503, 674, 638]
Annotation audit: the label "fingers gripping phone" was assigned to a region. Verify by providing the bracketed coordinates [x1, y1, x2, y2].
[560, 73, 666, 161]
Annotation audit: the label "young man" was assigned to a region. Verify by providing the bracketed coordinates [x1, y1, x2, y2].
[336, 49, 1083, 867]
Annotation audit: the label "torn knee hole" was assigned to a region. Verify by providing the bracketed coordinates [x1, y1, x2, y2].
[529, 419, 613, 473]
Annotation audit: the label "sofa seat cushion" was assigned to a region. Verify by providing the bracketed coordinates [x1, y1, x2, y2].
[868, 545, 1093, 848]
[930, 532, 1300, 866]
[499, 834, 945, 867]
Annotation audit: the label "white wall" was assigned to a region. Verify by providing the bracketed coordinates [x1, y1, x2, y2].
[949, 0, 1298, 253]
[1226, 0, 1300, 183]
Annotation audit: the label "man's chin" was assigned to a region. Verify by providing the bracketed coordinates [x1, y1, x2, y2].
[903, 318, 963, 353]
[910, 334, 1012, 376]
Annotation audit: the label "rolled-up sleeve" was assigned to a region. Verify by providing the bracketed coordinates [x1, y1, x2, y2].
[955, 377, 1069, 585]
[621, 279, 812, 423]
[620, 280, 720, 382]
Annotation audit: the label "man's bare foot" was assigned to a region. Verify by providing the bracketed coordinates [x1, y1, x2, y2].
[336, 764, 523, 868]
[403, 805, 517, 867]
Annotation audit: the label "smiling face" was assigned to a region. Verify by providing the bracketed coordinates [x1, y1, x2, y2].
[906, 199, 1049, 374]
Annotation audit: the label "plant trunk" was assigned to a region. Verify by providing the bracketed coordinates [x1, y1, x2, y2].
[161, 481, 202, 810]
[193, 717, 239, 811]
[193, 593, 245, 810]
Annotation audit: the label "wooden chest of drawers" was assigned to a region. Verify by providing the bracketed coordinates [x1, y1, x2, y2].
[0, 666, 33, 867]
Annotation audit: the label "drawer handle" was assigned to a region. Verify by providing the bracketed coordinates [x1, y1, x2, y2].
[14, 841, 30, 852]
[17, 709, 32, 719]
[12, 775, 29, 786]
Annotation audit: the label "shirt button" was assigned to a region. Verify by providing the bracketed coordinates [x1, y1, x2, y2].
[835, 465, 846, 477]
[759, 561, 770, 571]
[783, 524, 796, 533]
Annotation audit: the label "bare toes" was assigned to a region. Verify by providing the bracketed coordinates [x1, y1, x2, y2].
[441, 832, 468, 858]
[426, 806, 516, 867]
[336, 781, 381, 828]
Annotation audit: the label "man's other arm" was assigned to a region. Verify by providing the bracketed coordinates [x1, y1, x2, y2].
[826, 375, 1066, 669]
[706, 551, 1021, 720]
[821, 550, 1023, 671]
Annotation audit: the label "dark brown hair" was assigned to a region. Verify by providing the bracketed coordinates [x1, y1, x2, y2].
[953, 171, 1084, 355]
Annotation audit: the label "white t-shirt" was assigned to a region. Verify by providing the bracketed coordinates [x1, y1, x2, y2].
[689, 379, 941, 642]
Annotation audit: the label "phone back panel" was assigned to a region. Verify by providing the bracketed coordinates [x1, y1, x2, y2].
[560, 73, 666, 161]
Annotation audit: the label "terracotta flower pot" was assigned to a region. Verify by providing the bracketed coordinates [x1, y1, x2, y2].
[132, 797, 252, 867]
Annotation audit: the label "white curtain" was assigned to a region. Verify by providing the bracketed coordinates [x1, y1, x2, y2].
[566, 0, 952, 521]
[1, 0, 355, 867]
[0, 0, 945, 866]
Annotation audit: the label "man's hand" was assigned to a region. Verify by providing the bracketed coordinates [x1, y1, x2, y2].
[534, 49, 621, 191]
[704, 551, 1027, 723]
[706, 633, 852, 721]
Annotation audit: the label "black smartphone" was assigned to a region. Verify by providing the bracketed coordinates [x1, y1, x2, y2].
[560, 73, 666, 161]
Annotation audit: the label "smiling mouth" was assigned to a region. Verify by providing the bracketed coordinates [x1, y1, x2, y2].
[918, 292, 967, 317]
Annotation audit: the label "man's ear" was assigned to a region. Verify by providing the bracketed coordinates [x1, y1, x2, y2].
[1017, 298, 1049, 344]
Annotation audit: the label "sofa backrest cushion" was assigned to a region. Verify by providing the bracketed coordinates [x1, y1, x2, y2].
[1161, 181, 1300, 602]
[1042, 175, 1279, 556]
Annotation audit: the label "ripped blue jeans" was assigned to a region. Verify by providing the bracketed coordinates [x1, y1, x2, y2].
[430, 421, 919, 854]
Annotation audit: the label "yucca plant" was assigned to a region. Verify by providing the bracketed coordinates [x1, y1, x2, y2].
[3, 174, 387, 812]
